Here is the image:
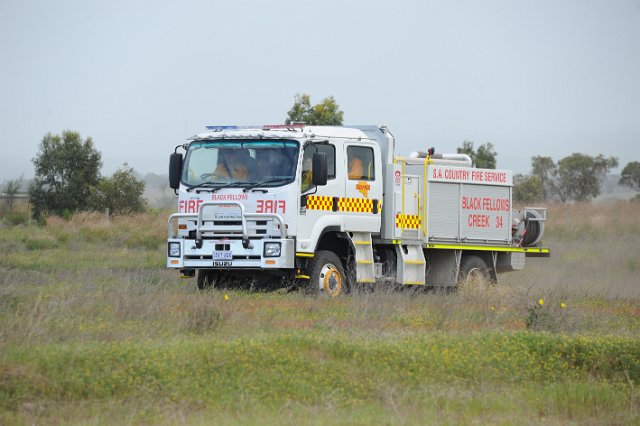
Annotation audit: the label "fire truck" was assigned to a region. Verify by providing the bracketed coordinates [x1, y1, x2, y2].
[167, 124, 549, 295]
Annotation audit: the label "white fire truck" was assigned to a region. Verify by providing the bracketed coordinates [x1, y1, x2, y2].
[167, 124, 549, 295]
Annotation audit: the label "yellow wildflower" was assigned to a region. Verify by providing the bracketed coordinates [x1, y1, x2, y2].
[538, 298, 544, 306]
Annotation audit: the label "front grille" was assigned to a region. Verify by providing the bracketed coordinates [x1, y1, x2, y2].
[185, 255, 261, 260]
[187, 218, 280, 239]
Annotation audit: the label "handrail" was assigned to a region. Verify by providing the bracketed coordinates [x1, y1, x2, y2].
[168, 213, 198, 238]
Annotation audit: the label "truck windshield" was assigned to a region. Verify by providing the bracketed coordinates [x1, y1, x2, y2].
[182, 140, 299, 188]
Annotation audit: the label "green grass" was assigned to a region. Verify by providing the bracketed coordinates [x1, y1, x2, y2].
[1, 203, 639, 424]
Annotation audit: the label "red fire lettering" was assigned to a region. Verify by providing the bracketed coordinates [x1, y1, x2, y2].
[257, 199, 287, 214]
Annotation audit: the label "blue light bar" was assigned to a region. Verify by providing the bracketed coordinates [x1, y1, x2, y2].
[205, 125, 240, 131]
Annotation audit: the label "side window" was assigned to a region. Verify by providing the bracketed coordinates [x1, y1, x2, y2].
[301, 144, 336, 191]
[348, 146, 375, 181]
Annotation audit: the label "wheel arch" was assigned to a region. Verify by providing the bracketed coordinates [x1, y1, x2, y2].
[314, 227, 352, 265]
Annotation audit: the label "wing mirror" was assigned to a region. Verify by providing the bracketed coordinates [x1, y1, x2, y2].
[312, 152, 328, 186]
[169, 152, 183, 190]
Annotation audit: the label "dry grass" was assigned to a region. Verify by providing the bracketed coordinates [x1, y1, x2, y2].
[1, 202, 639, 424]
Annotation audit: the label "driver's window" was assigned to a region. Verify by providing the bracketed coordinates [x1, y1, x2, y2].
[301, 144, 336, 192]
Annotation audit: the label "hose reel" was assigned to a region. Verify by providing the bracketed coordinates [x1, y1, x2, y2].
[512, 208, 546, 247]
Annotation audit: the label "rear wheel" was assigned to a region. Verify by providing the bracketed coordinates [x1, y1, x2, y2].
[459, 255, 490, 286]
[307, 250, 346, 297]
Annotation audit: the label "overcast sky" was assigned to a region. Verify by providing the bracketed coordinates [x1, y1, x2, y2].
[1, 0, 639, 182]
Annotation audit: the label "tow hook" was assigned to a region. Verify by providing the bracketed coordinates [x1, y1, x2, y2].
[242, 237, 253, 249]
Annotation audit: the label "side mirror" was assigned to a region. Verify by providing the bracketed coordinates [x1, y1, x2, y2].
[169, 153, 183, 189]
[312, 152, 328, 186]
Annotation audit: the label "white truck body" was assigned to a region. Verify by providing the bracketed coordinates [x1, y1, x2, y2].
[167, 125, 549, 293]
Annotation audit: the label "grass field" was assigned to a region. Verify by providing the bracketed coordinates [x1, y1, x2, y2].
[1, 203, 639, 425]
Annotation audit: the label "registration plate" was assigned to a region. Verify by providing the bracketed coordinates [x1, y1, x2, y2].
[213, 261, 232, 267]
[213, 251, 233, 260]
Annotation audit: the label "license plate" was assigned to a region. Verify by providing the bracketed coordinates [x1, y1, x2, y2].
[213, 261, 232, 267]
[212, 251, 232, 260]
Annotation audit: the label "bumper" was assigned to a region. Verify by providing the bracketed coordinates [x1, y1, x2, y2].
[167, 238, 295, 269]
[167, 201, 294, 270]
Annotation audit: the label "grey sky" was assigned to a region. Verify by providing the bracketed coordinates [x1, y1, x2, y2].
[1, 0, 639, 182]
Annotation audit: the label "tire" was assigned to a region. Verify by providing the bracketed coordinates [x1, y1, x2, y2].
[306, 250, 346, 297]
[459, 255, 490, 285]
[196, 269, 215, 290]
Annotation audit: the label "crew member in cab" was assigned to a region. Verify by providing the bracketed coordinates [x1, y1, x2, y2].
[348, 152, 364, 180]
[214, 149, 253, 181]
[301, 157, 313, 192]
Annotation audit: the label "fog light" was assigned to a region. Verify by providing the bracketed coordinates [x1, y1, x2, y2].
[264, 242, 281, 257]
[168, 242, 181, 257]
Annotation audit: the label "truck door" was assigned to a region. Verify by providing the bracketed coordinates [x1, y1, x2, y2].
[342, 143, 383, 232]
[296, 142, 343, 251]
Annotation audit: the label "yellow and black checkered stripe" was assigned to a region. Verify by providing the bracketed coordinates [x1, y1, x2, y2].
[306, 195, 333, 211]
[396, 213, 421, 229]
[306, 196, 381, 214]
[337, 197, 373, 213]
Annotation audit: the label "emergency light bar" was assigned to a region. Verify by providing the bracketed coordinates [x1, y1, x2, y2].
[205, 125, 244, 131]
[206, 124, 305, 132]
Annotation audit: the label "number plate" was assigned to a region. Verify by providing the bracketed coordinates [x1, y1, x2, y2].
[212, 251, 232, 260]
[213, 261, 232, 267]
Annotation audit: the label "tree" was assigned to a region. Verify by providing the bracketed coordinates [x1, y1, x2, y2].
[554, 153, 618, 202]
[1, 175, 23, 214]
[513, 174, 544, 204]
[285, 94, 344, 125]
[619, 161, 640, 191]
[89, 165, 146, 214]
[456, 141, 497, 169]
[29, 131, 102, 218]
[530, 156, 556, 201]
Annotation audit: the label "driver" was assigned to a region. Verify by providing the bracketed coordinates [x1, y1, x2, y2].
[214, 149, 251, 181]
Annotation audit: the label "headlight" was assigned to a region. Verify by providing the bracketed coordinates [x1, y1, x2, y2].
[168, 242, 181, 257]
[264, 242, 281, 258]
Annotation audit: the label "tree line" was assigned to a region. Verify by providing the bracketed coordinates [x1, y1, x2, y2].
[4, 94, 639, 223]
[288, 94, 640, 203]
[28, 130, 146, 219]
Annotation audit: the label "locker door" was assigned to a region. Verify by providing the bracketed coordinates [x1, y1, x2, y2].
[394, 174, 421, 240]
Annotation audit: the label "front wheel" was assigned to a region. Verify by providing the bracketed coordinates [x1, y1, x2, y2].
[197, 269, 216, 290]
[306, 250, 346, 297]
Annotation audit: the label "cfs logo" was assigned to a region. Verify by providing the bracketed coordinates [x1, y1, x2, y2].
[355, 181, 370, 198]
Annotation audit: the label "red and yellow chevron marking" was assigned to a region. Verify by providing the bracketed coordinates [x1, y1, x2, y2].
[306, 195, 333, 211]
[337, 197, 374, 213]
[395, 213, 421, 229]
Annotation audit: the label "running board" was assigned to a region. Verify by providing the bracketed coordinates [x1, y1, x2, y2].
[395, 244, 426, 285]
